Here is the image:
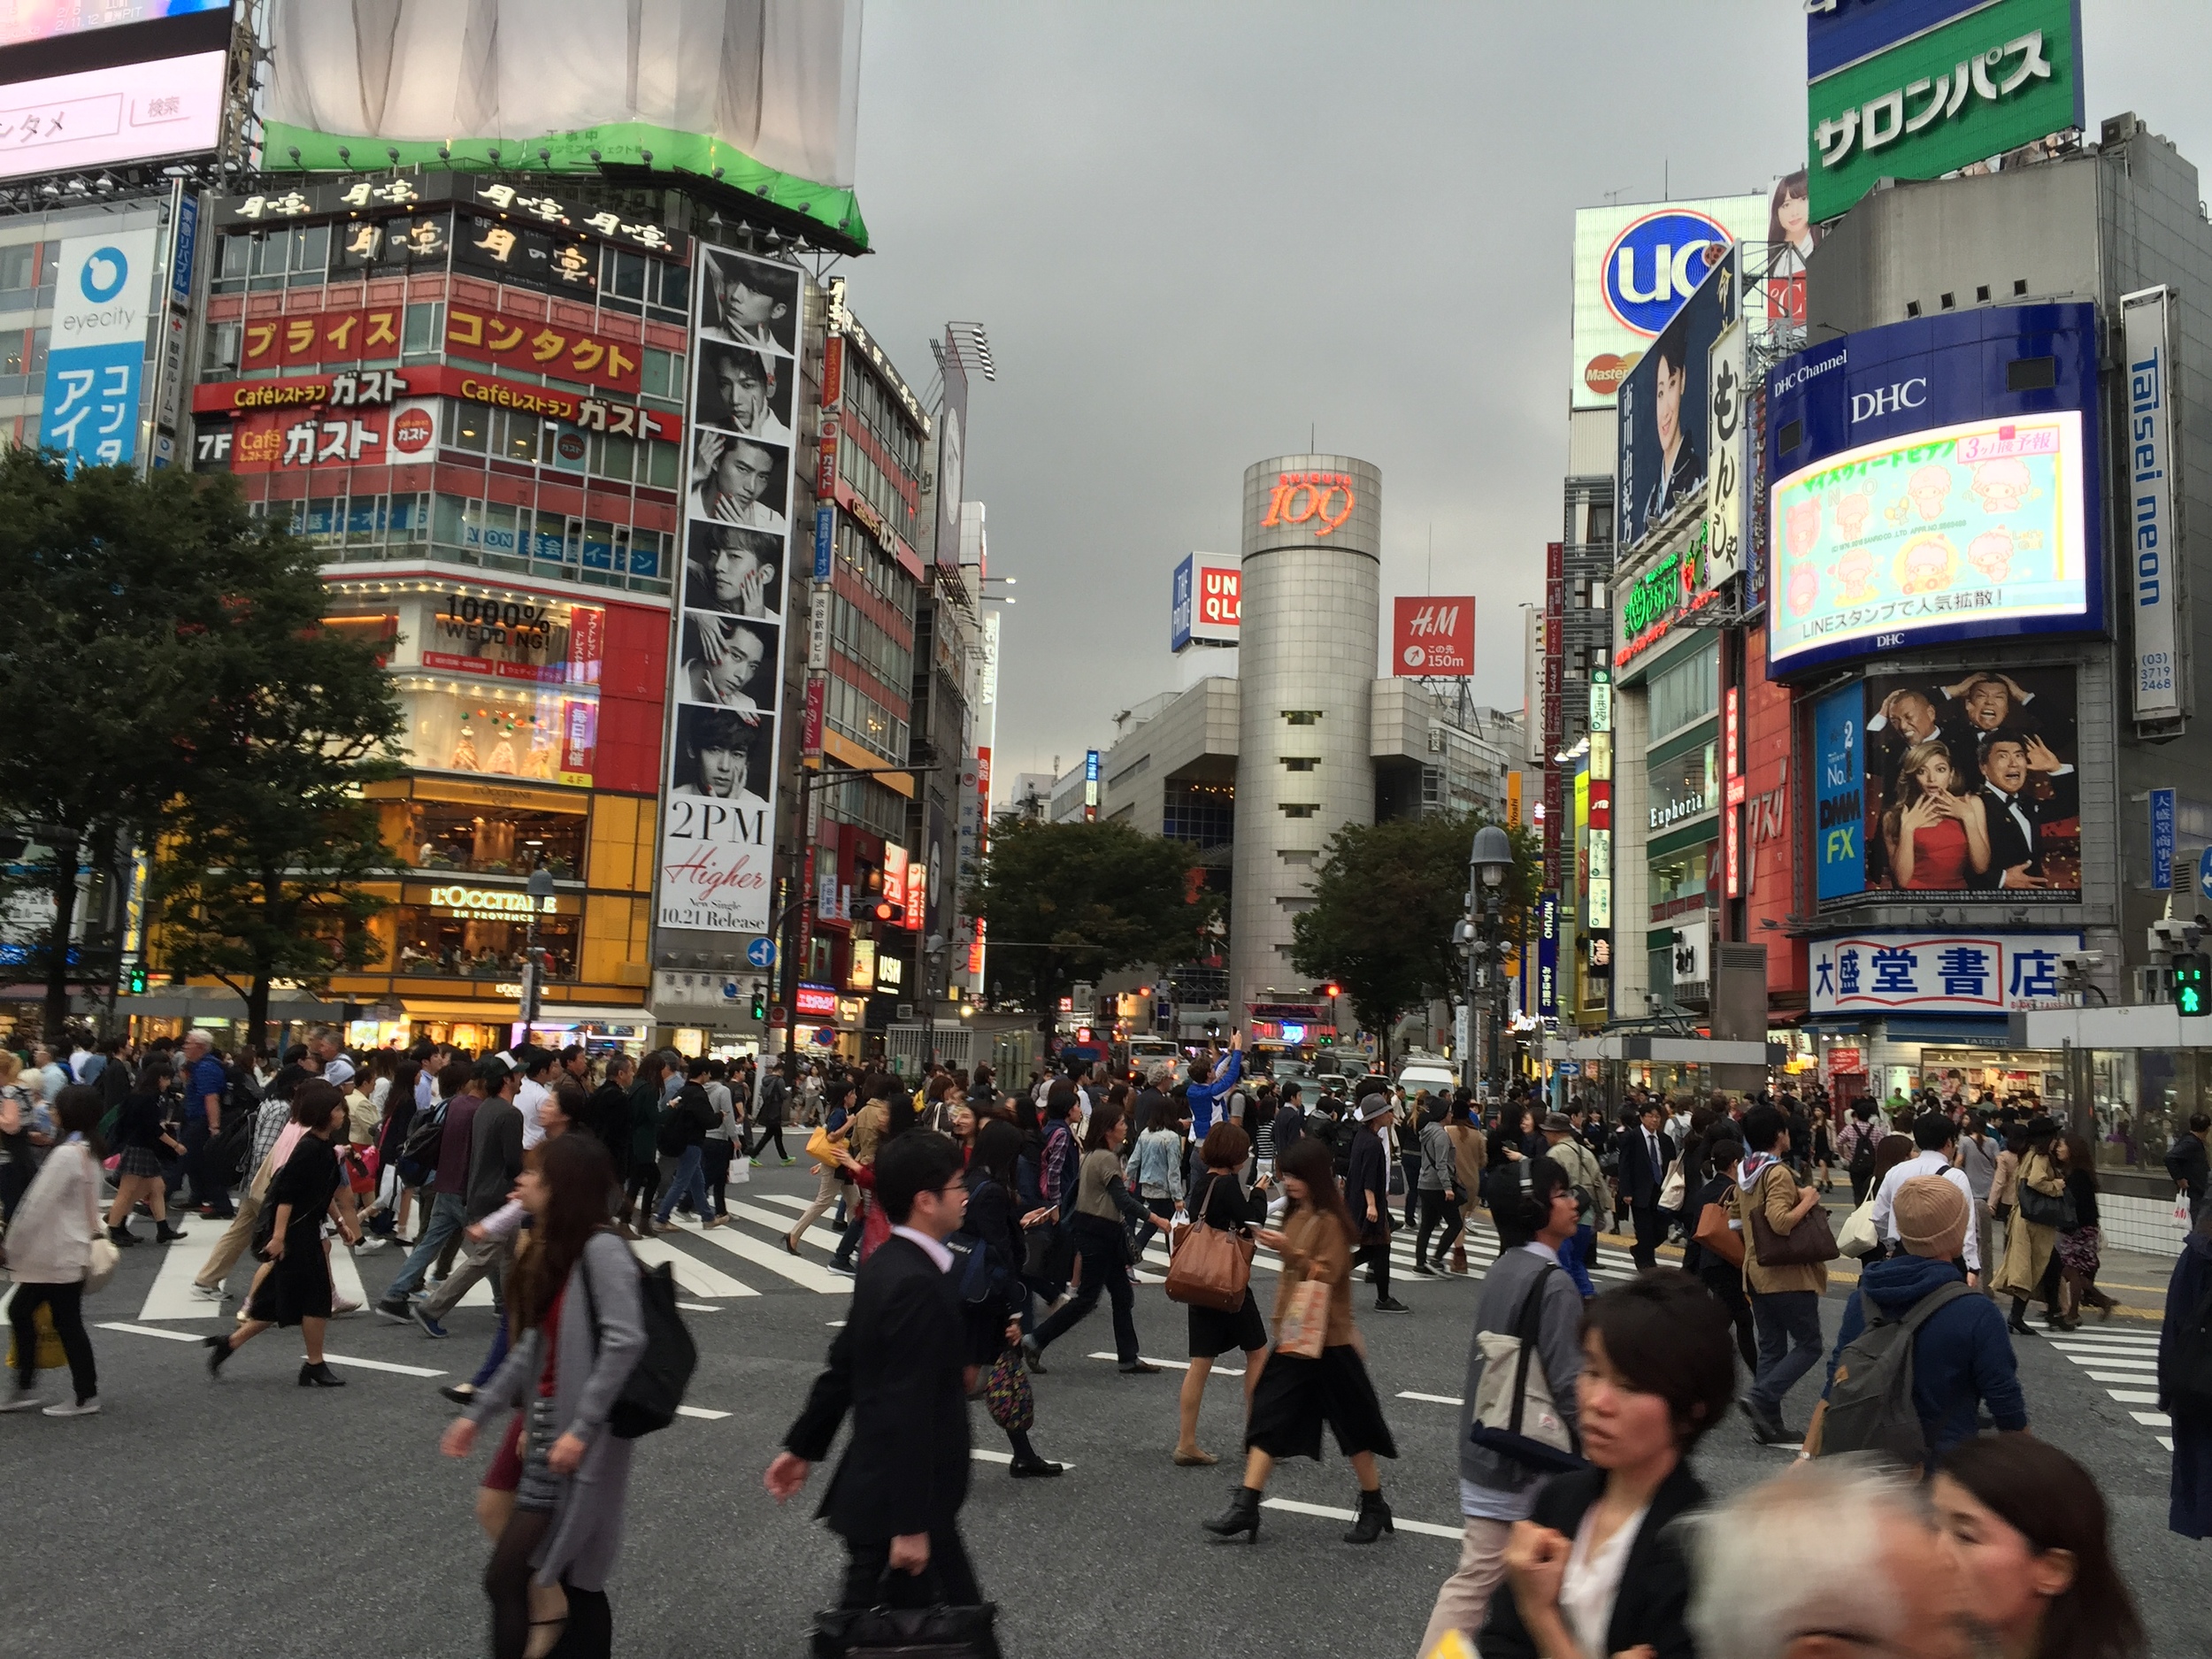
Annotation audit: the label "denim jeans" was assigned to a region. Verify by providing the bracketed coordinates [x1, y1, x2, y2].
[655, 1143, 712, 1225]
[385, 1192, 468, 1301]
[1747, 1288, 1825, 1419]
[1555, 1224, 1597, 1297]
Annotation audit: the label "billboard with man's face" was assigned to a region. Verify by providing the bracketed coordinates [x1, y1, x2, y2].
[1617, 247, 1734, 556]
[657, 242, 800, 935]
[1823, 664, 2081, 909]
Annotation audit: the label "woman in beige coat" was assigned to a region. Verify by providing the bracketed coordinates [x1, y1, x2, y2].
[1992, 1118, 2064, 1335]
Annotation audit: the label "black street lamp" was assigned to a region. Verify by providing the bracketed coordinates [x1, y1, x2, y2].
[1465, 825, 1516, 1097]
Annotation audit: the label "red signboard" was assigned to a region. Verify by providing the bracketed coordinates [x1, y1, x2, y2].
[1828, 1046, 1865, 1075]
[194, 366, 680, 446]
[820, 334, 844, 409]
[557, 697, 597, 784]
[1392, 595, 1474, 677]
[444, 304, 642, 395]
[1724, 684, 1742, 898]
[802, 673, 826, 756]
[240, 306, 403, 371]
[794, 983, 840, 1019]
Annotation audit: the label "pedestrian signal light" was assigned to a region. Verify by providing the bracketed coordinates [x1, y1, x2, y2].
[2177, 953, 2209, 1017]
[750, 981, 768, 1020]
[127, 964, 148, 995]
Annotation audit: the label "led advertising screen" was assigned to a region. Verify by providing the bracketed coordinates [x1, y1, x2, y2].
[0, 0, 228, 47]
[1617, 245, 1733, 555]
[657, 242, 801, 937]
[1820, 664, 2081, 910]
[0, 46, 224, 180]
[1765, 303, 2099, 673]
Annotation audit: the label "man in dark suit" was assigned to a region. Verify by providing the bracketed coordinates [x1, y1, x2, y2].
[1616, 1102, 1674, 1271]
[767, 1132, 1003, 1635]
[1965, 726, 2079, 891]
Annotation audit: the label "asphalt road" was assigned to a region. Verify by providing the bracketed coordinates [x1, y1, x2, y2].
[4, 1164, 2205, 1659]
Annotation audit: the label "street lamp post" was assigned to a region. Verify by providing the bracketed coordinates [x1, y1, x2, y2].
[1466, 826, 1516, 1100]
[924, 932, 948, 1067]
[521, 864, 557, 1041]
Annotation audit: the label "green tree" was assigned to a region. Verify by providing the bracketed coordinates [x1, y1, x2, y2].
[964, 816, 1213, 1036]
[1289, 813, 1540, 1064]
[149, 573, 403, 1049]
[0, 453, 311, 1040]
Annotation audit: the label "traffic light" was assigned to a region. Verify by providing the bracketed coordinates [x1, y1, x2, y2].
[874, 895, 903, 925]
[127, 964, 147, 995]
[2177, 952, 2209, 1017]
[750, 980, 768, 1020]
[1321, 981, 1341, 999]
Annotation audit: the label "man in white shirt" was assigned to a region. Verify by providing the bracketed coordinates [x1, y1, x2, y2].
[513, 1046, 556, 1152]
[1870, 1111, 1981, 1281]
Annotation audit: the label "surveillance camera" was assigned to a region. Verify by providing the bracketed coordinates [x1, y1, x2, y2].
[2056, 950, 2101, 972]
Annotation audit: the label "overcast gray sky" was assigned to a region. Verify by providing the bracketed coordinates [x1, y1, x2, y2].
[841, 2, 2211, 792]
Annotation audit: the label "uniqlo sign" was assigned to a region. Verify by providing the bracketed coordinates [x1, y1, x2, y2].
[1392, 596, 1474, 677]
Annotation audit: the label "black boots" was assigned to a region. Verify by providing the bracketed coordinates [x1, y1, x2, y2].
[297, 1361, 348, 1387]
[156, 1220, 188, 1243]
[1203, 1486, 1262, 1542]
[202, 1333, 234, 1379]
[106, 1224, 138, 1247]
[1344, 1486, 1394, 1544]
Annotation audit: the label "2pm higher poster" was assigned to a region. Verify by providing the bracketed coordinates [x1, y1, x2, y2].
[657, 242, 802, 934]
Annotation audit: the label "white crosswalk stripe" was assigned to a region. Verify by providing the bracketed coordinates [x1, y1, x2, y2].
[662, 1210, 853, 1294]
[629, 1235, 760, 1298]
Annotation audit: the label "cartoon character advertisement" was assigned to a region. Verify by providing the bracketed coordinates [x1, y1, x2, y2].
[1768, 410, 2087, 667]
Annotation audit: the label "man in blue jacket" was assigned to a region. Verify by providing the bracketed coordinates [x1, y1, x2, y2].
[1809, 1174, 2026, 1461]
[1179, 1029, 1244, 1135]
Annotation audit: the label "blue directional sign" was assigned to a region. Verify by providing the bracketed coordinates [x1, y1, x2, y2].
[2197, 846, 2212, 903]
[745, 937, 778, 969]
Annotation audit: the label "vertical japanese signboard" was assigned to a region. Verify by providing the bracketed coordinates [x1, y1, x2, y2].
[1537, 892, 1560, 1024]
[1543, 541, 1565, 889]
[2121, 287, 2182, 724]
[657, 242, 802, 934]
[2151, 787, 2177, 891]
[41, 229, 159, 471]
[934, 326, 967, 568]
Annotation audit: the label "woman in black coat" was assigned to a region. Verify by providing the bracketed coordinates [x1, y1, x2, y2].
[2161, 1213, 2212, 1540]
[1481, 1271, 1735, 1659]
[204, 1079, 359, 1387]
[968, 1119, 1060, 1478]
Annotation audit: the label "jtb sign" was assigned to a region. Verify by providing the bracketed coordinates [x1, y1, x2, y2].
[1810, 931, 2081, 1014]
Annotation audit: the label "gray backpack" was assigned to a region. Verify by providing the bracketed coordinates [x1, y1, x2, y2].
[1817, 1279, 1971, 1468]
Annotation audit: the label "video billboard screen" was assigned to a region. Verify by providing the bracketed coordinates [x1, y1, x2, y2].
[1765, 303, 2099, 672]
[1617, 245, 1732, 555]
[657, 242, 800, 937]
[0, 46, 224, 180]
[1820, 664, 2081, 909]
[0, 0, 228, 47]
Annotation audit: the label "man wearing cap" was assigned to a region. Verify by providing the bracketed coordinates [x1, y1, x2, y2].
[1804, 1174, 2025, 1463]
[1540, 1111, 1609, 1297]
[1347, 1085, 1408, 1313]
[1870, 1112, 1982, 1287]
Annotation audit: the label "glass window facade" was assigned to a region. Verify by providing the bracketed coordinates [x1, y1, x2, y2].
[1646, 636, 1718, 741]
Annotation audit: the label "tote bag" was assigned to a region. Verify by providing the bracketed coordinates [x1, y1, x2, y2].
[1275, 1276, 1331, 1358]
[1164, 1218, 1255, 1311]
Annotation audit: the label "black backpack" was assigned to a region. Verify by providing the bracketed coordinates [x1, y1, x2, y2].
[1847, 1123, 1879, 1182]
[580, 1252, 696, 1439]
[1817, 1279, 1971, 1468]
[398, 1101, 447, 1183]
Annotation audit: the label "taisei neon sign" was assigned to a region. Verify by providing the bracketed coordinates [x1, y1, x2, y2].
[1260, 471, 1356, 536]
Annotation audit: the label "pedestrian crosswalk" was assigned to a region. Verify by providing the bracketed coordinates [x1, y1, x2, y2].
[100, 1185, 1634, 1327]
[2046, 1325, 2171, 1450]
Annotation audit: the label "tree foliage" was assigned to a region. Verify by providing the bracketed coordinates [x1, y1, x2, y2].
[964, 817, 1213, 1033]
[1289, 812, 1540, 1061]
[0, 450, 402, 1041]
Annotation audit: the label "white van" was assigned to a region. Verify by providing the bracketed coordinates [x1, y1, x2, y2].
[1396, 1059, 1458, 1099]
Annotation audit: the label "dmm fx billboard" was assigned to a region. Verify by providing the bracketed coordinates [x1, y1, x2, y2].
[1170, 553, 1240, 651]
[1766, 303, 2099, 673]
[1811, 931, 2082, 1016]
[1393, 596, 1474, 676]
[2121, 287, 2181, 724]
[1571, 195, 1767, 411]
[40, 230, 159, 470]
[657, 242, 803, 935]
[1807, 0, 2085, 222]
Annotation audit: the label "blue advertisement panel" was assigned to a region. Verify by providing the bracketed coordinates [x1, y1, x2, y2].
[1765, 303, 2101, 672]
[1806, 0, 1992, 81]
[1814, 682, 1866, 903]
[1170, 552, 1195, 652]
[40, 229, 160, 472]
[1536, 892, 1559, 1021]
[2152, 788, 2177, 890]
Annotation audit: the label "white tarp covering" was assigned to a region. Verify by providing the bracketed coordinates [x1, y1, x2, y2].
[264, 0, 861, 191]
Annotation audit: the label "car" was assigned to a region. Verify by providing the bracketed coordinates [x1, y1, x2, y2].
[1396, 1059, 1458, 1100]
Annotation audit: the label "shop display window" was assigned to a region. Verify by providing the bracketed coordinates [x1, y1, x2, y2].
[402, 799, 585, 878]
[395, 684, 594, 787]
[388, 905, 578, 981]
[1648, 845, 1710, 912]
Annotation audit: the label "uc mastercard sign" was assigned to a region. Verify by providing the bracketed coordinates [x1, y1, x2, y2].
[1571, 195, 1766, 411]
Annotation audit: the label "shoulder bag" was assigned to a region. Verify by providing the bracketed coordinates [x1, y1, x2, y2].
[1748, 1168, 1840, 1267]
[1692, 1185, 1745, 1268]
[1164, 1177, 1256, 1312]
[2016, 1161, 2073, 1229]
[1468, 1263, 1585, 1472]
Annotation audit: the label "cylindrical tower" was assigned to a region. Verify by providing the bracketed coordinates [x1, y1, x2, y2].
[1229, 453, 1382, 1026]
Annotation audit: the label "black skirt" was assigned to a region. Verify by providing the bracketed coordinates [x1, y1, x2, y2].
[1245, 1343, 1397, 1463]
[247, 1238, 334, 1326]
[1187, 1286, 1267, 1359]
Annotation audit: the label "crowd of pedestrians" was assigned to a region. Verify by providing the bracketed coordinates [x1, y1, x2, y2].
[7, 1020, 2209, 1658]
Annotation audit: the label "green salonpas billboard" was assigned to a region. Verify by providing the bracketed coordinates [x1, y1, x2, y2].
[1807, 0, 2085, 223]
[260, 0, 867, 250]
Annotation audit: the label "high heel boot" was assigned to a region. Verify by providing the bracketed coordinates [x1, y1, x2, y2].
[1344, 1485, 1394, 1544]
[1202, 1485, 1262, 1542]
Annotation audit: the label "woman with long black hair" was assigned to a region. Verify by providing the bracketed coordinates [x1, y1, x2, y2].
[967, 1118, 1061, 1477]
[104, 1058, 189, 1245]
[203, 1079, 360, 1386]
[1023, 1098, 1163, 1375]
[1204, 1133, 1397, 1544]
[442, 1134, 644, 1659]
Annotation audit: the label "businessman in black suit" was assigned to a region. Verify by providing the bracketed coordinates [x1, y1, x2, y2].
[1964, 726, 2079, 891]
[767, 1130, 1007, 1626]
[1615, 1103, 1675, 1271]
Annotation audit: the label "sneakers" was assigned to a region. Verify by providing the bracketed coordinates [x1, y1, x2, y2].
[1373, 1296, 1411, 1313]
[748, 1157, 763, 1168]
[353, 1235, 388, 1254]
[0, 1388, 48, 1413]
[780, 1156, 795, 1166]
[373, 1296, 414, 1325]
[331, 1297, 363, 1317]
[42, 1398, 98, 1417]
[411, 1306, 449, 1339]
[189, 1283, 227, 1303]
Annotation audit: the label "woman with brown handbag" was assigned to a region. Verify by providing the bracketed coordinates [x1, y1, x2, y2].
[1682, 1133, 1755, 1372]
[1171, 1119, 1269, 1467]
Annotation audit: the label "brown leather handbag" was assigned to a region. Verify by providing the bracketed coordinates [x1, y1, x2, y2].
[1693, 1186, 1745, 1267]
[1164, 1219, 1256, 1311]
[1748, 1171, 1840, 1267]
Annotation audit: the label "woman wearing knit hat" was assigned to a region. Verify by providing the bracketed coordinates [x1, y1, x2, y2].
[1802, 1174, 2027, 1466]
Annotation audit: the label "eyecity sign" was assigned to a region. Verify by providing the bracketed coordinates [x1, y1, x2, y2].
[1805, 0, 2085, 221]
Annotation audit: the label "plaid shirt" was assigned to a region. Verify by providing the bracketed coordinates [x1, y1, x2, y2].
[246, 1101, 290, 1184]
